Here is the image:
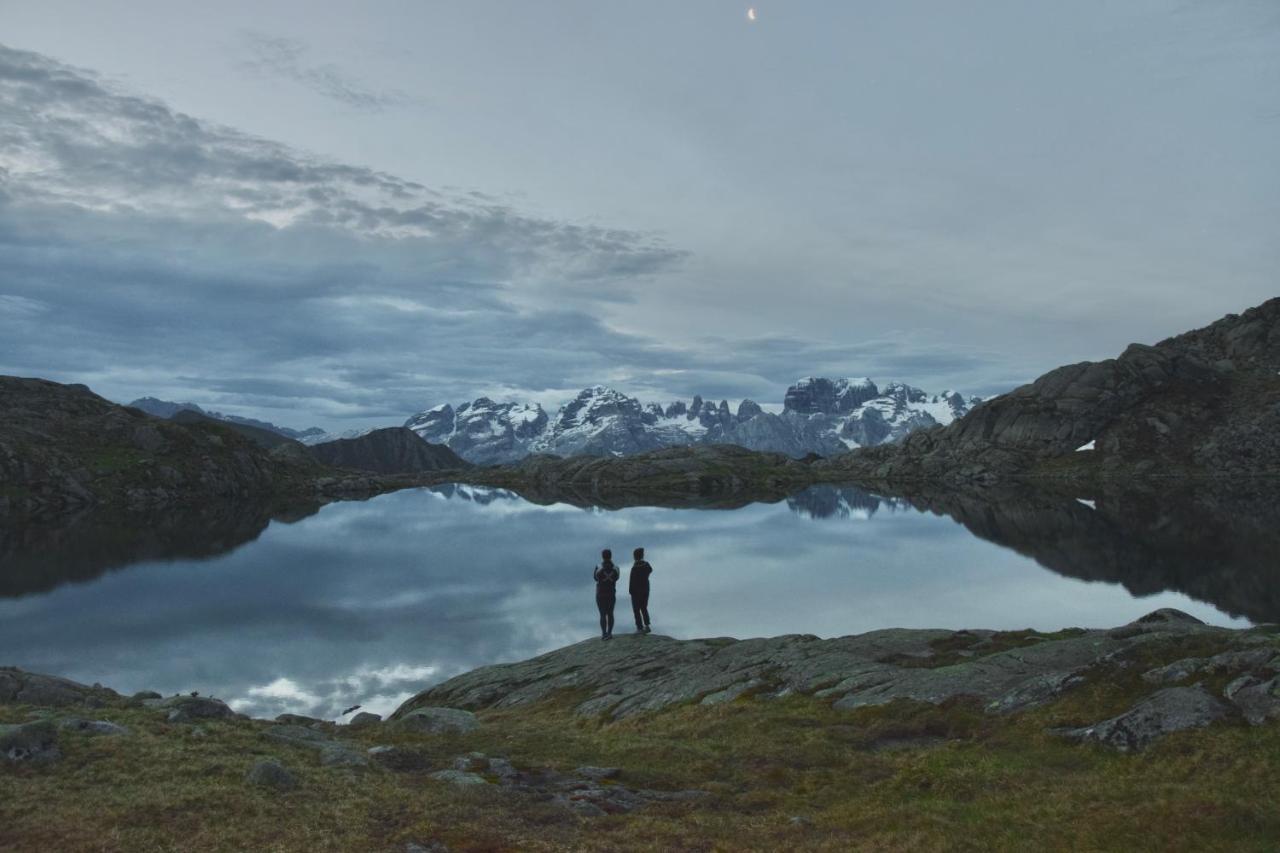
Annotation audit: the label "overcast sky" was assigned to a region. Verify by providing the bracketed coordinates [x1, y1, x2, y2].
[1, 1, 1277, 429]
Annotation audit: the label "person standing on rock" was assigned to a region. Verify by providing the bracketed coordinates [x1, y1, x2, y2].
[594, 549, 620, 640]
[629, 547, 653, 634]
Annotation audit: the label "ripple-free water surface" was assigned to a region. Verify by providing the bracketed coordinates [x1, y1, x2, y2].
[0, 485, 1256, 719]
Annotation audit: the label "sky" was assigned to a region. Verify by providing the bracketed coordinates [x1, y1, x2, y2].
[1, 0, 1277, 430]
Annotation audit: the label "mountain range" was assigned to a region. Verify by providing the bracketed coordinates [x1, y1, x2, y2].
[128, 398, 326, 442]
[405, 378, 981, 465]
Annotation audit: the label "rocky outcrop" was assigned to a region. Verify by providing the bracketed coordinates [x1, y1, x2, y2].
[393, 707, 479, 735]
[820, 298, 1280, 484]
[0, 667, 120, 707]
[307, 427, 468, 475]
[1057, 686, 1232, 752]
[393, 610, 1277, 738]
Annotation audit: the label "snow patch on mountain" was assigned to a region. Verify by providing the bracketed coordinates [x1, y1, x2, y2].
[405, 378, 982, 465]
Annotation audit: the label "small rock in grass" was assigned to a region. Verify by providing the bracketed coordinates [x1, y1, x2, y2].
[265, 724, 330, 744]
[575, 766, 621, 781]
[567, 799, 608, 818]
[245, 758, 297, 790]
[428, 769, 486, 786]
[320, 745, 370, 768]
[488, 757, 518, 781]
[57, 718, 130, 736]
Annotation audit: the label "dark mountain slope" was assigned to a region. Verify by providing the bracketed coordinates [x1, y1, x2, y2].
[169, 409, 301, 450]
[307, 427, 469, 475]
[820, 298, 1280, 484]
[0, 377, 319, 515]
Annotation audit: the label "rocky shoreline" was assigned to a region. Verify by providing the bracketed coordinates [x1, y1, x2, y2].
[6, 608, 1278, 763]
[5, 608, 1280, 850]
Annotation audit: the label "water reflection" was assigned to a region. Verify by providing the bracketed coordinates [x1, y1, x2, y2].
[0, 481, 1273, 721]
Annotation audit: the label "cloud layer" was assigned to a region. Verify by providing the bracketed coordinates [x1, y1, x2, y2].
[0, 44, 1009, 427]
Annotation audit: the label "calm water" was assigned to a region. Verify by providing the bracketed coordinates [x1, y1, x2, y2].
[0, 483, 1271, 720]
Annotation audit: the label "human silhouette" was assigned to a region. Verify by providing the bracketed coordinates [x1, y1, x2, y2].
[629, 547, 653, 634]
[593, 549, 620, 640]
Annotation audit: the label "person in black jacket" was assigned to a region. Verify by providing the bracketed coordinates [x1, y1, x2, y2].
[593, 549, 620, 640]
[629, 547, 653, 634]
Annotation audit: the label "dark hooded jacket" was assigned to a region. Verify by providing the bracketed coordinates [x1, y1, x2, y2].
[628, 560, 653, 596]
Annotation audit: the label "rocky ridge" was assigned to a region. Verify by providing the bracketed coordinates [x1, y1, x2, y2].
[396, 609, 1280, 747]
[820, 298, 1280, 484]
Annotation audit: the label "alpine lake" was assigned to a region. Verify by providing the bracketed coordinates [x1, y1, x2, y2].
[3, 480, 1276, 720]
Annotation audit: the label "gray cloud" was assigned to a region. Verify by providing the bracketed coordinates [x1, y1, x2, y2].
[238, 30, 407, 111]
[0, 42, 1017, 429]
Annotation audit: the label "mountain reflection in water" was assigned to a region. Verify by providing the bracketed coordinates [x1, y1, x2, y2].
[0, 480, 1272, 720]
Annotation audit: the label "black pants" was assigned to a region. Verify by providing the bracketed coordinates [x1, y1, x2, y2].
[596, 593, 615, 636]
[631, 591, 650, 629]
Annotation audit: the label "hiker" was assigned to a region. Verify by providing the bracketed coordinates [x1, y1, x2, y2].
[629, 547, 653, 634]
[593, 549, 620, 640]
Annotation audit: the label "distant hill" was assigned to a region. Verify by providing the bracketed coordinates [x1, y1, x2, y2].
[168, 409, 302, 451]
[1, 378, 321, 515]
[128, 397, 324, 441]
[308, 427, 469, 475]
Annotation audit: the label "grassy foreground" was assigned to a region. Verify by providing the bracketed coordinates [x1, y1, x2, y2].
[3, 629, 1280, 852]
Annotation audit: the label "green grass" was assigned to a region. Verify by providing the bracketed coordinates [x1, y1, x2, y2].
[4, 636, 1279, 852]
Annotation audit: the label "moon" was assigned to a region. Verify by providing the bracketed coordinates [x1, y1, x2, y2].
[747, 7, 757, 22]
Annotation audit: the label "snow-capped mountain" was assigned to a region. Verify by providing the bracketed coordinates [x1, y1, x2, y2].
[298, 427, 380, 446]
[405, 398, 550, 465]
[405, 378, 982, 465]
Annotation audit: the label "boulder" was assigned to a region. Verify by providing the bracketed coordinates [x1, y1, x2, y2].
[1, 720, 60, 764]
[245, 758, 297, 790]
[394, 707, 480, 735]
[57, 718, 130, 736]
[348, 711, 382, 729]
[1224, 675, 1280, 726]
[152, 695, 236, 722]
[1058, 686, 1232, 751]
